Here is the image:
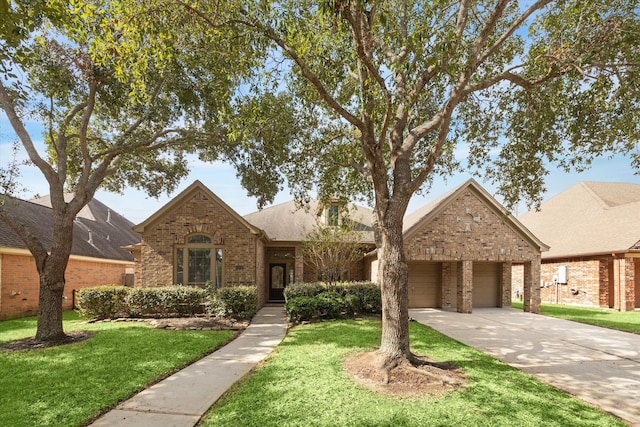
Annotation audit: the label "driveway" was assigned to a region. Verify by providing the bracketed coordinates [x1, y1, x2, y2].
[410, 308, 640, 426]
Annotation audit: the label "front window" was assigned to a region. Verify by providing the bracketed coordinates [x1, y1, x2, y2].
[327, 204, 340, 226]
[175, 234, 223, 286]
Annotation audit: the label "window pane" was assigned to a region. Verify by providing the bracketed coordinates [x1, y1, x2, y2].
[328, 205, 339, 226]
[216, 248, 223, 287]
[176, 248, 184, 284]
[188, 234, 212, 244]
[188, 248, 211, 284]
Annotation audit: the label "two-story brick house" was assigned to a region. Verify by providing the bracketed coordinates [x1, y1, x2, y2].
[127, 179, 547, 313]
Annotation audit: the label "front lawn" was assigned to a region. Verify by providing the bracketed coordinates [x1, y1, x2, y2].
[203, 319, 623, 426]
[0, 311, 235, 427]
[512, 301, 640, 333]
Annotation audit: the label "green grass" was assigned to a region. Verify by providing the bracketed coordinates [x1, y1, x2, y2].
[203, 319, 623, 427]
[512, 301, 640, 333]
[0, 311, 235, 427]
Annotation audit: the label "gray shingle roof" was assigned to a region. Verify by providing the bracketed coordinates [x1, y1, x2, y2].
[518, 181, 640, 258]
[243, 199, 375, 243]
[0, 194, 139, 261]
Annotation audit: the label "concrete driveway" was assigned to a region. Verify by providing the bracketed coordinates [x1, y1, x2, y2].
[410, 308, 640, 426]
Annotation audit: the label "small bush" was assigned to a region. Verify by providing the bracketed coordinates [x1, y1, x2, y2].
[284, 281, 381, 322]
[76, 286, 128, 319]
[126, 286, 206, 317]
[286, 296, 317, 324]
[315, 292, 346, 318]
[338, 282, 382, 314]
[283, 282, 326, 301]
[208, 286, 258, 321]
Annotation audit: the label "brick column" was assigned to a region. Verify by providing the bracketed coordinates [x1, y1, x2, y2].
[499, 262, 512, 308]
[523, 257, 541, 313]
[457, 260, 473, 313]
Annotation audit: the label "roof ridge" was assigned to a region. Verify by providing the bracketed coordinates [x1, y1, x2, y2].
[579, 182, 611, 209]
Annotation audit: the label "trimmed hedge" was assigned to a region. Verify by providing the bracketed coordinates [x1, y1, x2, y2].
[76, 286, 129, 319]
[284, 281, 381, 323]
[126, 286, 207, 317]
[76, 285, 209, 319]
[285, 296, 317, 323]
[207, 285, 258, 321]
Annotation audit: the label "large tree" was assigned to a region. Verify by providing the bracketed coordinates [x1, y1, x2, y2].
[150, 0, 640, 367]
[0, 1, 260, 341]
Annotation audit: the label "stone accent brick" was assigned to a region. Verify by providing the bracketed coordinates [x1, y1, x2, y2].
[457, 260, 473, 313]
[405, 189, 540, 263]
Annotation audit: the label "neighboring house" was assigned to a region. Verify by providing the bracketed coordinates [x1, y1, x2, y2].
[514, 182, 640, 311]
[128, 179, 547, 313]
[0, 195, 139, 319]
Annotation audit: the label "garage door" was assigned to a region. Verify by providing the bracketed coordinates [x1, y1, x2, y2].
[408, 262, 440, 308]
[473, 262, 499, 307]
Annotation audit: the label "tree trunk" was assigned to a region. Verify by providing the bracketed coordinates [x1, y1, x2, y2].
[35, 271, 67, 341]
[34, 213, 74, 342]
[377, 209, 411, 361]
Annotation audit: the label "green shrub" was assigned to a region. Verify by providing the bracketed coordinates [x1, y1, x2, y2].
[286, 296, 317, 324]
[284, 281, 381, 323]
[208, 286, 258, 321]
[283, 282, 326, 301]
[315, 291, 346, 318]
[337, 282, 382, 314]
[76, 286, 129, 319]
[125, 288, 163, 317]
[126, 286, 206, 317]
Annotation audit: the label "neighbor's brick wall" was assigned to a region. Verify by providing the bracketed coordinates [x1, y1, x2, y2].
[512, 256, 638, 310]
[136, 189, 258, 288]
[1, 253, 131, 319]
[405, 188, 539, 263]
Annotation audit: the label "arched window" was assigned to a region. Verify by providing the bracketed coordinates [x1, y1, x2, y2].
[175, 234, 223, 287]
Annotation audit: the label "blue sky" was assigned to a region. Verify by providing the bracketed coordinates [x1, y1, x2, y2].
[1, 116, 638, 224]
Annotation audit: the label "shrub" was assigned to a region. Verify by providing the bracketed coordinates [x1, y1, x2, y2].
[126, 286, 207, 317]
[337, 282, 382, 314]
[283, 281, 382, 323]
[283, 282, 326, 301]
[315, 291, 346, 318]
[76, 286, 128, 319]
[208, 286, 258, 321]
[286, 296, 317, 324]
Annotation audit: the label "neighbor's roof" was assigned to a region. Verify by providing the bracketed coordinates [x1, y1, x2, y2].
[518, 181, 640, 258]
[403, 178, 549, 252]
[0, 194, 139, 261]
[244, 199, 375, 243]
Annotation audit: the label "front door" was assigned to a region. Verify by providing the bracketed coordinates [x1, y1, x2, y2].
[269, 263, 287, 301]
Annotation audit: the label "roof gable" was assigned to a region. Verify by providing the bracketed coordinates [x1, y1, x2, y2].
[133, 181, 265, 237]
[404, 179, 548, 252]
[518, 181, 640, 258]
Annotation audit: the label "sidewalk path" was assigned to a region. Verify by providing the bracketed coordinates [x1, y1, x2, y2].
[410, 308, 640, 426]
[90, 306, 287, 427]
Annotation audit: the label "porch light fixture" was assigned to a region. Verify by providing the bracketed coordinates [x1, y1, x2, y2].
[429, 246, 436, 254]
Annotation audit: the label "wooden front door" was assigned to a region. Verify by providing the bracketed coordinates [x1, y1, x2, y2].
[269, 263, 287, 301]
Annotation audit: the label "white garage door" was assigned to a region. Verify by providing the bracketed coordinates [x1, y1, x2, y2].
[473, 262, 499, 307]
[408, 262, 440, 308]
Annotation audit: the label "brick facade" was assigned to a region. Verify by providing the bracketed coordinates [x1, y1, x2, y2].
[403, 186, 542, 312]
[133, 188, 262, 291]
[0, 251, 132, 319]
[512, 256, 638, 311]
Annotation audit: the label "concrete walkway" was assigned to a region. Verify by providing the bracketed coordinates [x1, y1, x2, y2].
[90, 306, 287, 427]
[410, 308, 640, 426]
